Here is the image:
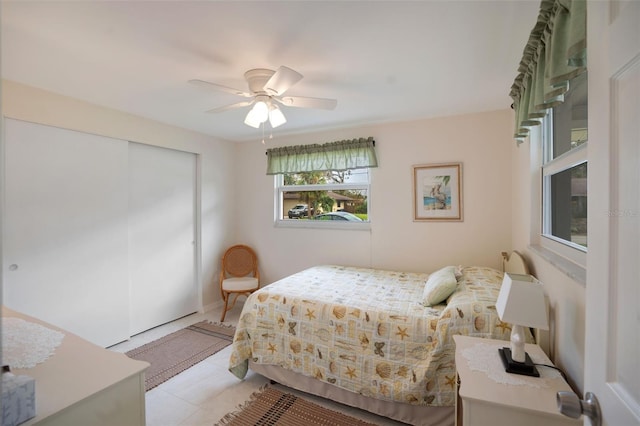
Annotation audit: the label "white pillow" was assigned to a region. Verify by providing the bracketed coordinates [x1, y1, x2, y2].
[423, 266, 458, 306]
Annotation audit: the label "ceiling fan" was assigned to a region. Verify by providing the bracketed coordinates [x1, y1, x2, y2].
[189, 66, 337, 129]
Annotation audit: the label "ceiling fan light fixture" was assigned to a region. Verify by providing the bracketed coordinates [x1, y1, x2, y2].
[191, 65, 337, 133]
[268, 104, 287, 128]
[244, 117, 260, 128]
[252, 100, 269, 120]
[244, 100, 269, 128]
[244, 108, 261, 128]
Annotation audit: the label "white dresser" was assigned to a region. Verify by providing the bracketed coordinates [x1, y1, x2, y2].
[2, 307, 149, 426]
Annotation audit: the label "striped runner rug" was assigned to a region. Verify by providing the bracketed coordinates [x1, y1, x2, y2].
[125, 321, 235, 391]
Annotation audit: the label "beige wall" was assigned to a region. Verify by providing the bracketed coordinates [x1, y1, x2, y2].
[510, 127, 585, 393]
[1, 80, 237, 310]
[235, 109, 514, 284]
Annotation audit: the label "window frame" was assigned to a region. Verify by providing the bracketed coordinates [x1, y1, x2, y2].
[539, 109, 587, 267]
[274, 171, 372, 230]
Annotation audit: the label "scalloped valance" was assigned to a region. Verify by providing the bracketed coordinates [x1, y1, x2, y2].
[266, 137, 377, 175]
[510, 0, 586, 144]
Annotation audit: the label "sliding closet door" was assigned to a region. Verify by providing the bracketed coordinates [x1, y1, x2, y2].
[3, 119, 130, 347]
[128, 142, 197, 335]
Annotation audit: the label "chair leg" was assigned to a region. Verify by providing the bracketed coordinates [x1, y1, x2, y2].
[220, 292, 230, 322]
[220, 292, 247, 322]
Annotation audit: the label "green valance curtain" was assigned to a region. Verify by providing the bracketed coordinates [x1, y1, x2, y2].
[510, 0, 586, 144]
[266, 137, 378, 175]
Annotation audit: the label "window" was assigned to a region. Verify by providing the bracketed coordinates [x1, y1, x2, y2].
[276, 168, 370, 228]
[268, 137, 377, 229]
[540, 72, 587, 263]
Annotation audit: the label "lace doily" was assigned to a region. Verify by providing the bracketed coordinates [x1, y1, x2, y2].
[2, 317, 65, 369]
[462, 343, 561, 388]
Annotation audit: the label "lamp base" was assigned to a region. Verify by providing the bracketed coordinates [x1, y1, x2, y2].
[498, 347, 540, 377]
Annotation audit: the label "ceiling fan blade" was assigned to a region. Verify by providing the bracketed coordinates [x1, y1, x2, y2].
[205, 100, 254, 114]
[276, 96, 337, 110]
[264, 66, 303, 96]
[188, 79, 251, 98]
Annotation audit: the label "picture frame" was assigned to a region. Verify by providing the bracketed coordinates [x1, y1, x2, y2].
[412, 162, 463, 221]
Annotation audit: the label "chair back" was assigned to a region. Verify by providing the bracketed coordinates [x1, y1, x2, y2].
[222, 244, 258, 278]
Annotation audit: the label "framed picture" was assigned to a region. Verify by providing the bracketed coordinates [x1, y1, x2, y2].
[413, 162, 463, 221]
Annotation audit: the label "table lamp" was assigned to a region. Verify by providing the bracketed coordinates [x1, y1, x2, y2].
[495, 273, 549, 377]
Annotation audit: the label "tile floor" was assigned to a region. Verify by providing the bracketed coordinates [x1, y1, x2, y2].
[109, 304, 406, 426]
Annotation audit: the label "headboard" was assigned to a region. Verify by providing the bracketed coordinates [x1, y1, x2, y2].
[501, 251, 551, 356]
[501, 251, 529, 275]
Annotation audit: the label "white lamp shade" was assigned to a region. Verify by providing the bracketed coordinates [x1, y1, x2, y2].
[268, 105, 287, 128]
[253, 101, 268, 120]
[496, 273, 549, 330]
[244, 101, 269, 128]
[244, 108, 261, 128]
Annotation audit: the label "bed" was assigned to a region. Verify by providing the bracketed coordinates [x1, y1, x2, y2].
[228, 253, 533, 426]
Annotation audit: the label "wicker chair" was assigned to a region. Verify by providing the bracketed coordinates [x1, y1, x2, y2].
[219, 244, 260, 322]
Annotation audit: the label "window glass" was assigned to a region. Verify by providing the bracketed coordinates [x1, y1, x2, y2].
[549, 162, 587, 248]
[541, 72, 588, 257]
[550, 72, 588, 159]
[283, 169, 369, 185]
[278, 169, 370, 223]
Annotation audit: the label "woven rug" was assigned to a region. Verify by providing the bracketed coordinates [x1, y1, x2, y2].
[215, 387, 377, 426]
[126, 321, 235, 391]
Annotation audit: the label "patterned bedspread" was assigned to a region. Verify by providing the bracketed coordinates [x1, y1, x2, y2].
[229, 265, 519, 407]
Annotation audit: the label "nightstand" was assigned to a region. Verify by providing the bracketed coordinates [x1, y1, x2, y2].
[453, 335, 580, 426]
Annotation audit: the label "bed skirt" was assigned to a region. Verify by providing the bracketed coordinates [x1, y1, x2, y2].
[249, 361, 454, 426]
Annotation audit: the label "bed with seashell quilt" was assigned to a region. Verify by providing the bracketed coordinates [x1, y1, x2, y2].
[228, 254, 532, 426]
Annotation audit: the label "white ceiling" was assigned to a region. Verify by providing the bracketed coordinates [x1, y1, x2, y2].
[1, 1, 540, 142]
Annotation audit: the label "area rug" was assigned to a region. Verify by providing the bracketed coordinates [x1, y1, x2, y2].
[126, 321, 235, 391]
[215, 387, 377, 426]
